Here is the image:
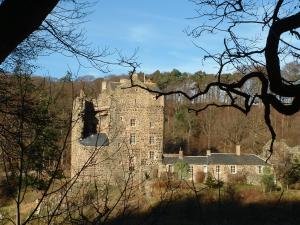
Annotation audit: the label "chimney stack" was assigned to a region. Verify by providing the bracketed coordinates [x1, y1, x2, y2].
[236, 145, 241, 156]
[179, 148, 184, 160]
[206, 149, 211, 156]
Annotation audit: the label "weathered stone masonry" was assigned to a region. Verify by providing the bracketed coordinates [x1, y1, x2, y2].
[71, 75, 164, 183]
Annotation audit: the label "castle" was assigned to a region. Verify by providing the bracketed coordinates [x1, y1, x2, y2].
[71, 74, 271, 185]
[71, 74, 164, 183]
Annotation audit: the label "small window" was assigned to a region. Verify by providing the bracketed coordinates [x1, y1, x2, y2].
[130, 119, 136, 127]
[188, 165, 193, 174]
[203, 165, 208, 173]
[168, 165, 172, 172]
[150, 122, 154, 128]
[230, 165, 236, 174]
[149, 136, 155, 144]
[120, 116, 124, 121]
[216, 165, 220, 173]
[118, 143, 121, 148]
[258, 166, 263, 174]
[149, 151, 154, 159]
[130, 133, 136, 145]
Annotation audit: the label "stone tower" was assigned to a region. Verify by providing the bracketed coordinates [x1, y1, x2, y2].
[70, 75, 164, 184]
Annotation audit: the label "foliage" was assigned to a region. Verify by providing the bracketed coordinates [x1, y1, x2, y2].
[174, 161, 189, 179]
[261, 167, 276, 192]
[205, 172, 223, 189]
[284, 159, 300, 186]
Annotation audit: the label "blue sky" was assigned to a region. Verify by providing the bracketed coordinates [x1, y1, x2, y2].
[35, 0, 224, 78]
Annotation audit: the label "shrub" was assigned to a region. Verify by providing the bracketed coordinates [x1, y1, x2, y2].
[224, 184, 240, 202]
[261, 174, 276, 192]
[174, 161, 189, 180]
[205, 172, 223, 189]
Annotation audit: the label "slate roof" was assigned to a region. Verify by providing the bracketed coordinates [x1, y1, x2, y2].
[163, 153, 269, 166]
[80, 133, 109, 147]
[163, 156, 208, 165]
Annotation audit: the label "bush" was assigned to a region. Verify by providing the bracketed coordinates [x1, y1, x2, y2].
[261, 174, 276, 192]
[194, 171, 205, 183]
[174, 161, 189, 180]
[205, 172, 223, 189]
[224, 184, 240, 202]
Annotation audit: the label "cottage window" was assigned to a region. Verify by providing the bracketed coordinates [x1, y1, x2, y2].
[258, 166, 263, 174]
[120, 116, 123, 121]
[130, 119, 136, 127]
[216, 165, 220, 173]
[150, 121, 154, 128]
[230, 165, 237, 174]
[168, 165, 172, 172]
[189, 165, 193, 174]
[149, 136, 155, 144]
[130, 133, 136, 145]
[149, 151, 154, 159]
[203, 165, 208, 173]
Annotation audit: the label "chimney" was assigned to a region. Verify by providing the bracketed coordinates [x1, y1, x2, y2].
[206, 149, 211, 156]
[179, 148, 184, 160]
[236, 145, 241, 156]
[102, 81, 107, 91]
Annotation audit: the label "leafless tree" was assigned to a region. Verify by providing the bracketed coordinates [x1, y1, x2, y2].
[128, 1, 300, 155]
[0, 0, 138, 73]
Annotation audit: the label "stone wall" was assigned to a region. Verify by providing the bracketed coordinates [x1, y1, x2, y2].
[70, 76, 164, 184]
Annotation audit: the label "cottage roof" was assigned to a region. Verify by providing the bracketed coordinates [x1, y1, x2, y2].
[163, 153, 268, 166]
[80, 133, 109, 147]
[209, 153, 268, 165]
[163, 156, 208, 165]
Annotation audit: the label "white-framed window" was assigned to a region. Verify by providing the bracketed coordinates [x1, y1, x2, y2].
[149, 136, 155, 144]
[188, 165, 193, 174]
[130, 133, 136, 145]
[149, 151, 154, 159]
[168, 164, 172, 173]
[150, 121, 154, 128]
[130, 119, 136, 127]
[258, 165, 263, 174]
[230, 165, 237, 174]
[216, 165, 220, 173]
[203, 165, 208, 173]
